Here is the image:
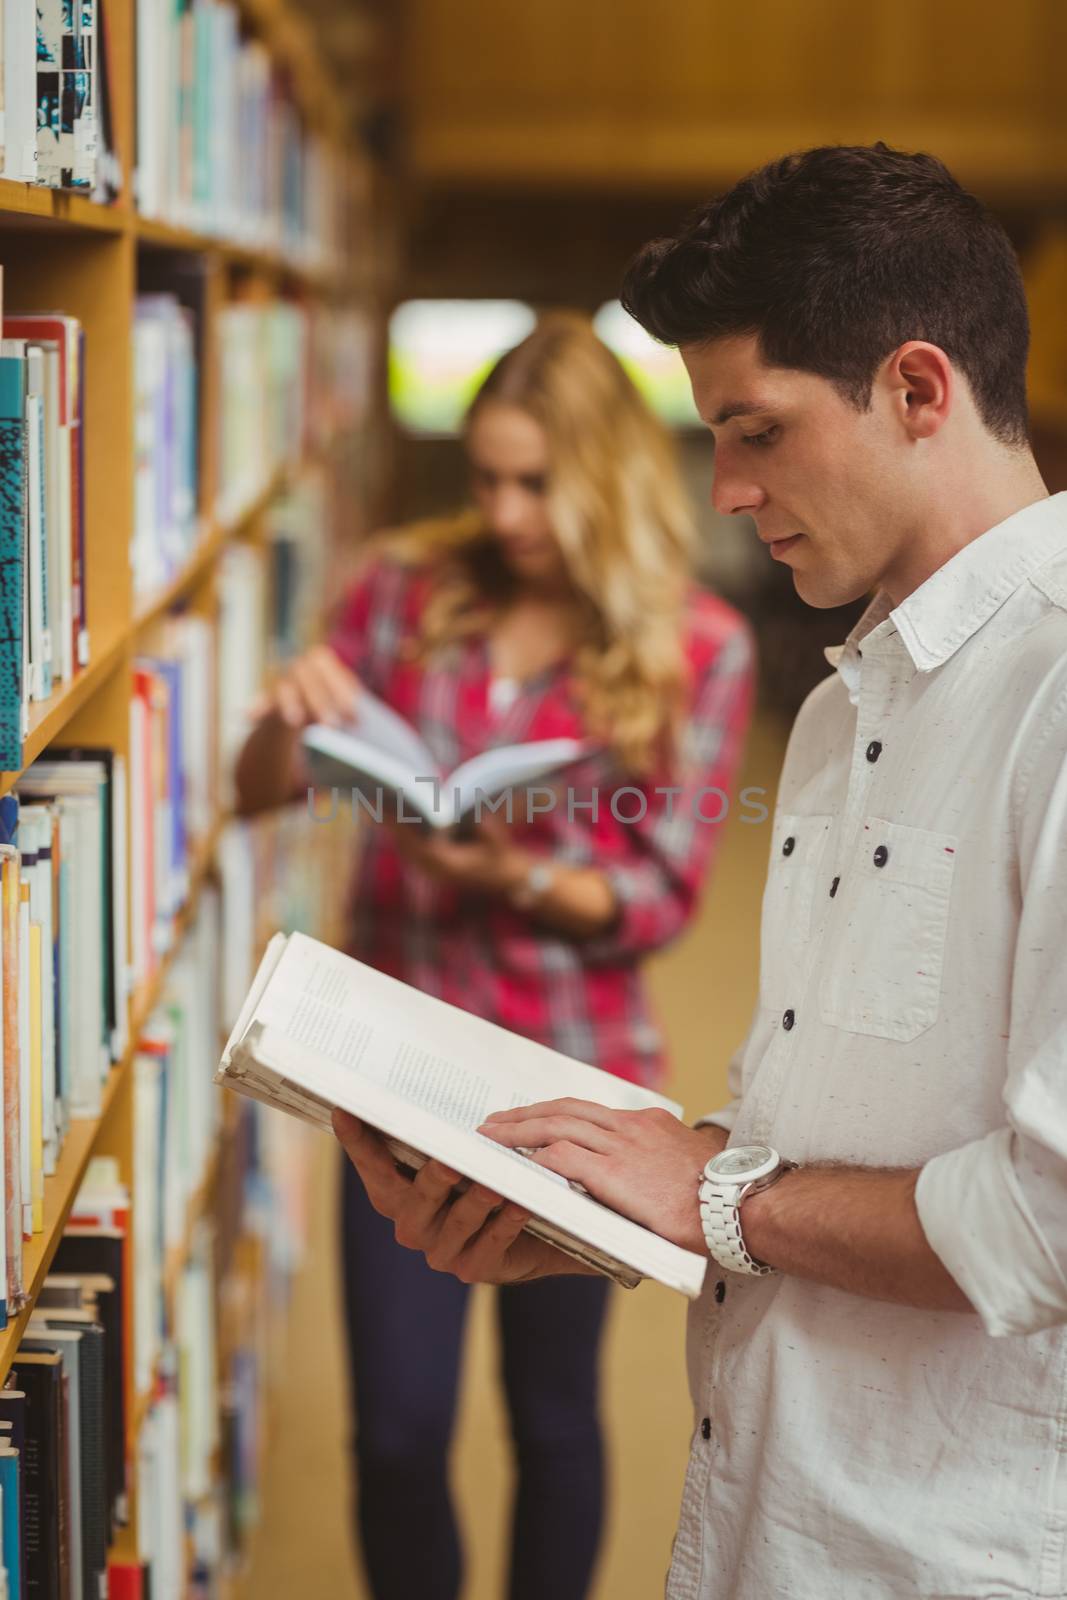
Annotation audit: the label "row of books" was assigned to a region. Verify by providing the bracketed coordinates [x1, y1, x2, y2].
[4, 1165, 134, 1600]
[134, 292, 361, 599]
[0, 446, 342, 1315]
[0, 296, 89, 770]
[0, 0, 121, 199]
[0, 751, 127, 1323]
[0, 610, 217, 1322]
[0, 805, 320, 1597]
[135, 0, 345, 266]
[130, 619, 218, 989]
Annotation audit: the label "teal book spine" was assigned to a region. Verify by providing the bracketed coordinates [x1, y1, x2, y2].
[0, 357, 26, 772]
[0, 1448, 21, 1598]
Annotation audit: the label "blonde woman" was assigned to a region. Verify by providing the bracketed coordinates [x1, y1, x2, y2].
[236, 313, 755, 1600]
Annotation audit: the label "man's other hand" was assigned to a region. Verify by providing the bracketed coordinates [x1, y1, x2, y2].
[332, 1108, 591, 1284]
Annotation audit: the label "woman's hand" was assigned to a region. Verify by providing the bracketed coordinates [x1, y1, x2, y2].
[386, 810, 532, 897]
[248, 644, 361, 731]
[332, 1110, 586, 1284]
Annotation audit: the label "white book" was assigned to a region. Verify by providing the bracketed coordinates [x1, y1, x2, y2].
[302, 685, 588, 831]
[132, 1050, 163, 1391]
[110, 753, 129, 1058]
[19, 807, 56, 1173]
[28, 344, 63, 686]
[17, 888, 29, 1234]
[3, 0, 37, 181]
[217, 931, 707, 1298]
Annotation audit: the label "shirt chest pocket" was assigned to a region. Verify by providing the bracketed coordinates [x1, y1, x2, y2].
[819, 818, 958, 1043]
[759, 812, 834, 1011]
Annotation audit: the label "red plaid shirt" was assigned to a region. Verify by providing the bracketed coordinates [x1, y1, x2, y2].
[327, 558, 755, 1086]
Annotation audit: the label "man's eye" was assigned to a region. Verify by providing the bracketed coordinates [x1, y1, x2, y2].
[742, 426, 780, 448]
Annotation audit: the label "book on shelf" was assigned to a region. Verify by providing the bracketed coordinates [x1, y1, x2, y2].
[302, 685, 587, 831]
[217, 930, 708, 1297]
[0, 312, 89, 737]
[10, 1348, 64, 1599]
[135, 0, 341, 263]
[132, 294, 199, 602]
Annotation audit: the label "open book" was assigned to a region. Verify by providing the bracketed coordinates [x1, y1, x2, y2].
[215, 932, 707, 1298]
[301, 686, 586, 830]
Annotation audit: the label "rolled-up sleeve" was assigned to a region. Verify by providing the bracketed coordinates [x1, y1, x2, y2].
[580, 622, 756, 965]
[915, 680, 1067, 1337]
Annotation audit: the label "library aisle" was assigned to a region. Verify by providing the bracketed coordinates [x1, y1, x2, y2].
[244, 715, 786, 1600]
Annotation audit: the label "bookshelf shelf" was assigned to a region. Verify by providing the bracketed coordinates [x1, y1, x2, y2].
[132, 470, 289, 634]
[0, 0, 377, 1582]
[0, 1058, 126, 1377]
[0, 183, 128, 234]
[0, 631, 131, 795]
[0, 811, 226, 1385]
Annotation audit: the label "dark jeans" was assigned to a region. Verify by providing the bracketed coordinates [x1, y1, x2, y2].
[340, 1157, 612, 1600]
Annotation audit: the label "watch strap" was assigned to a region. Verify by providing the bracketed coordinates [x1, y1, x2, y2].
[699, 1181, 776, 1276]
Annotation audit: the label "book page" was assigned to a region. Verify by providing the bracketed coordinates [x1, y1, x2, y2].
[249, 931, 682, 1119]
[302, 684, 443, 818]
[449, 738, 586, 819]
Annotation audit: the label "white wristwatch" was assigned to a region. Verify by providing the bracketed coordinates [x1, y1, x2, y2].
[698, 1144, 797, 1276]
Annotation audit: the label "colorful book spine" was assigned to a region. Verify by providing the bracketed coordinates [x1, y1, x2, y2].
[0, 354, 25, 770]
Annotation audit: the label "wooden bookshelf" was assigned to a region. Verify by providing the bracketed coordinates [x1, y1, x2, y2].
[0, 813, 225, 1381]
[0, 0, 376, 1583]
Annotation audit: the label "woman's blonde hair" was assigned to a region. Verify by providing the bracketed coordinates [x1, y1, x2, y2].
[381, 312, 698, 774]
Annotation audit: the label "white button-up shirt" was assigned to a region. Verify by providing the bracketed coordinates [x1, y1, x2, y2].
[669, 493, 1067, 1600]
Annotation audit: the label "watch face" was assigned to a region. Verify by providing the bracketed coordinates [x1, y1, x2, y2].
[709, 1144, 778, 1182]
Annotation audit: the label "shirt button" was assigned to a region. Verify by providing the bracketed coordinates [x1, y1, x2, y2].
[701, 1417, 712, 1440]
[782, 836, 796, 857]
[873, 844, 890, 868]
[782, 1008, 795, 1031]
[829, 875, 840, 898]
[714, 1280, 726, 1304]
[866, 740, 883, 763]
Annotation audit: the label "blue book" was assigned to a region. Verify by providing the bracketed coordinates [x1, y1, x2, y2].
[0, 795, 19, 849]
[0, 358, 26, 772]
[0, 1444, 21, 1599]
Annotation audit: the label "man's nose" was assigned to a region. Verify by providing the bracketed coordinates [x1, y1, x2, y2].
[710, 460, 765, 520]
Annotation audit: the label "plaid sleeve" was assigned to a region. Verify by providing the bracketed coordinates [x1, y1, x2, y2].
[579, 618, 756, 966]
[325, 556, 415, 692]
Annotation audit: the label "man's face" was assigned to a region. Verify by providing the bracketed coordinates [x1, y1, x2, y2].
[681, 334, 911, 609]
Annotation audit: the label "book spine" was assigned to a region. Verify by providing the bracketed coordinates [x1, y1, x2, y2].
[0, 356, 25, 770]
[0, 850, 21, 1309]
[73, 326, 88, 667]
[17, 866, 29, 1238]
[35, 0, 63, 187]
[25, 894, 42, 1234]
[72, 0, 99, 189]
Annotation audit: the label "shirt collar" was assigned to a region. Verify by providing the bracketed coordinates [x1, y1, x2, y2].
[825, 492, 1067, 701]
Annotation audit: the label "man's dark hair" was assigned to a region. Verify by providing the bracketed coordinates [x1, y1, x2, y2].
[621, 143, 1030, 446]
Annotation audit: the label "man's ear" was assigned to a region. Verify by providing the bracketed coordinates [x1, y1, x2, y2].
[885, 341, 953, 441]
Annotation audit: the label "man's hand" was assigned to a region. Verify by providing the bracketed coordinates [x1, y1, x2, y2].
[332, 1109, 589, 1284]
[480, 1099, 728, 1254]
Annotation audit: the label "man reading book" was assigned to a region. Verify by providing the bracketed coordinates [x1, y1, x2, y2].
[336, 143, 1067, 1600]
